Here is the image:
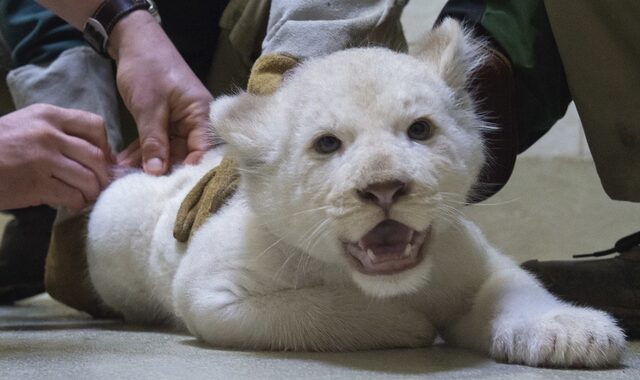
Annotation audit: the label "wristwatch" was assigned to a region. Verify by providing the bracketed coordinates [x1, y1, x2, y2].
[83, 0, 161, 56]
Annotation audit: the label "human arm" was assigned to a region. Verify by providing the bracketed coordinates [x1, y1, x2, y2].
[0, 104, 113, 212]
[36, 0, 213, 175]
[35, 0, 101, 30]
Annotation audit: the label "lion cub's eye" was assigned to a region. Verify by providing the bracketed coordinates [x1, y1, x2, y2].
[314, 134, 342, 154]
[407, 118, 434, 141]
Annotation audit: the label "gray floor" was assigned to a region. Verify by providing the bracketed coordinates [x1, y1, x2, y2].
[2, 295, 639, 380]
[2, 157, 640, 379]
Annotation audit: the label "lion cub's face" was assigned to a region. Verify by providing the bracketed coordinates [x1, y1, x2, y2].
[213, 20, 487, 297]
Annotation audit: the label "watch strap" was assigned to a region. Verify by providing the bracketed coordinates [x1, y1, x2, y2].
[83, 0, 151, 56]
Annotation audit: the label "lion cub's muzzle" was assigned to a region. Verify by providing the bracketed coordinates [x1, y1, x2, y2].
[344, 220, 430, 275]
[342, 179, 431, 275]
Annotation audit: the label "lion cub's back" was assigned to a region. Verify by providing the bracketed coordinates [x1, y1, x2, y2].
[87, 150, 224, 322]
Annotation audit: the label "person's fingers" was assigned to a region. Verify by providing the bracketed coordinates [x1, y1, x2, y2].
[118, 150, 142, 168]
[111, 22, 213, 174]
[184, 120, 211, 165]
[45, 176, 88, 214]
[58, 133, 112, 188]
[50, 155, 101, 204]
[117, 139, 142, 167]
[117, 139, 139, 160]
[135, 108, 170, 176]
[43, 105, 115, 163]
[183, 150, 205, 166]
[182, 133, 208, 165]
[169, 136, 189, 165]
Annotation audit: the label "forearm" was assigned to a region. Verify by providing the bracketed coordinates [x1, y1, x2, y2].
[36, 0, 157, 61]
[36, 0, 102, 30]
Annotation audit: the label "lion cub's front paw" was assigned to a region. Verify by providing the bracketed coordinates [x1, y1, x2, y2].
[490, 308, 625, 368]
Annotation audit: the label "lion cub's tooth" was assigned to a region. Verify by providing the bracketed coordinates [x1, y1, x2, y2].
[403, 244, 413, 257]
[367, 249, 376, 261]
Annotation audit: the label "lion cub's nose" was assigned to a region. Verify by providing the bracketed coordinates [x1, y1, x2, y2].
[357, 180, 408, 211]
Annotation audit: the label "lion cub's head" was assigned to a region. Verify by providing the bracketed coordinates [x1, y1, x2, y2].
[212, 20, 489, 297]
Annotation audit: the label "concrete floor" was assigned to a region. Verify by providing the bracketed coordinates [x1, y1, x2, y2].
[3, 293, 639, 380]
[3, 1, 640, 379]
[2, 296, 640, 380]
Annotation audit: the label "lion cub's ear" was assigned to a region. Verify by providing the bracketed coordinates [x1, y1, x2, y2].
[209, 93, 279, 169]
[413, 18, 486, 95]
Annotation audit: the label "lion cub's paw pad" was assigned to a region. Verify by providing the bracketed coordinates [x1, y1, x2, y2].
[490, 308, 625, 368]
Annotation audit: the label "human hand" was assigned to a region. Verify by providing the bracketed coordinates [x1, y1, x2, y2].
[108, 11, 213, 175]
[115, 132, 204, 168]
[0, 104, 114, 212]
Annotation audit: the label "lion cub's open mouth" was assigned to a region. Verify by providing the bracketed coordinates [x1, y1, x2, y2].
[344, 220, 430, 275]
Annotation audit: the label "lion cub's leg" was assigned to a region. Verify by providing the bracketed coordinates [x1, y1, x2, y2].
[172, 262, 436, 351]
[444, 265, 625, 368]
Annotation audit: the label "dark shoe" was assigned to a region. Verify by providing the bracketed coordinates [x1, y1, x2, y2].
[521, 231, 640, 339]
[0, 206, 56, 304]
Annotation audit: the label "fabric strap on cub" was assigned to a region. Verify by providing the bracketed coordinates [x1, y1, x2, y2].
[247, 53, 298, 95]
[172, 157, 240, 242]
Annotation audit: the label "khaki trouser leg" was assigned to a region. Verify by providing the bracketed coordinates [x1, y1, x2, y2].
[544, 0, 640, 202]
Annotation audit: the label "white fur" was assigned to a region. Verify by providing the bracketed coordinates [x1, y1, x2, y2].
[87, 20, 624, 367]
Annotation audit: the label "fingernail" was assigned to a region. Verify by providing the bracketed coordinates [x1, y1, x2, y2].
[145, 158, 164, 174]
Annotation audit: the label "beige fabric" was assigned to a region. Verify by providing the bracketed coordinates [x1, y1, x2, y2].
[544, 0, 640, 202]
[173, 157, 240, 242]
[247, 53, 298, 95]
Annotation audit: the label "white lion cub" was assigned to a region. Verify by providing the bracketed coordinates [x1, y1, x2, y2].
[87, 20, 624, 367]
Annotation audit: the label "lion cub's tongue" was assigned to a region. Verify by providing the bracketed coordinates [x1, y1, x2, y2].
[359, 220, 414, 262]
